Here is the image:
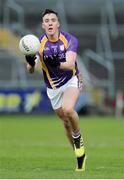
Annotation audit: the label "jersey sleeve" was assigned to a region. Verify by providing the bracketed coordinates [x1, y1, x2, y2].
[66, 35, 78, 52]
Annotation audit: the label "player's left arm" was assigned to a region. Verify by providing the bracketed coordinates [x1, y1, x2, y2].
[59, 51, 77, 70]
[59, 35, 78, 70]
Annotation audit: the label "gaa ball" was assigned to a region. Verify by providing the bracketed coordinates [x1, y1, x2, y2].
[19, 34, 40, 55]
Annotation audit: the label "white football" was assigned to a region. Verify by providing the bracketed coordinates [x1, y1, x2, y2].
[19, 34, 40, 55]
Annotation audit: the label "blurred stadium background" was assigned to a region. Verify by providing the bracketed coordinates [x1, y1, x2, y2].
[0, 0, 124, 115]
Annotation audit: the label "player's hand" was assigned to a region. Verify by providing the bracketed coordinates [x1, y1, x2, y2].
[77, 73, 83, 90]
[25, 55, 36, 67]
[27, 64, 34, 73]
[44, 55, 60, 67]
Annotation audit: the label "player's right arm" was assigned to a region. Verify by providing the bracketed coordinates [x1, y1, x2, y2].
[26, 54, 40, 73]
[27, 63, 35, 73]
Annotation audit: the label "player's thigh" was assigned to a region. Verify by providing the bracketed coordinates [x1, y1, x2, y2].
[62, 87, 80, 110]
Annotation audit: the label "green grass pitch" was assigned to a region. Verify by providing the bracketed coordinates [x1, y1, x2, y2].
[0, 114, 124, 179]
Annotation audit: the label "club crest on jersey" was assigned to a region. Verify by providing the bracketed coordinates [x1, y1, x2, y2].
[60, 45, 64, 51]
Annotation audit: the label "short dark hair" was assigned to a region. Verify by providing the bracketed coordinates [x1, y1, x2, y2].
[41, 9, 58, 21]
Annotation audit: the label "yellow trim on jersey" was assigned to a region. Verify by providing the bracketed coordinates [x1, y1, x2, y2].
[39, 36, 56, 89]
[39, 36, 48, 55]
[59, 33, 68, 48]
[41, 61, 56, 89]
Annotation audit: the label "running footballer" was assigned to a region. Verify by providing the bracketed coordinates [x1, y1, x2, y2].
[26, 9, 86, 171]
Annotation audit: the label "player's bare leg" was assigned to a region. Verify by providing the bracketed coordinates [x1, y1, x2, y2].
[62, 87, 80, 133]
[62, 87, 86, 171]
[55, 108, 74, 147]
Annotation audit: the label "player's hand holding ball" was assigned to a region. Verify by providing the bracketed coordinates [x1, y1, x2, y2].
[19, 34, 40, 67]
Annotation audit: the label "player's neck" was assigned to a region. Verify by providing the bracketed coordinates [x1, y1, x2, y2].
[47, 30, 59, 42]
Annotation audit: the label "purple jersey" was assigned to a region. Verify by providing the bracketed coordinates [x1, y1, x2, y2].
[39, 31, 79, 89]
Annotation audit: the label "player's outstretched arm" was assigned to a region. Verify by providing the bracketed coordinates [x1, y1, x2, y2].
[25, 55, 35, 74]
[26, 54, 40, 74]
[27, 63, 35, 73]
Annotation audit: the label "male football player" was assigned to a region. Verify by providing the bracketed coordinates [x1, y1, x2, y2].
[26, 9, 86, 171]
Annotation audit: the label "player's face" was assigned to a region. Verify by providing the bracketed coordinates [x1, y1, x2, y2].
[42, 13, 60, 37]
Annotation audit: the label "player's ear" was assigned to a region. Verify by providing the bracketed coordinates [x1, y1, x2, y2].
[42, 23, 45, 29]
[57, 22, 60, 28]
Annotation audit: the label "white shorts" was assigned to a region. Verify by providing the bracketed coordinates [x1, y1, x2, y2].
[47, 76, 80, 110]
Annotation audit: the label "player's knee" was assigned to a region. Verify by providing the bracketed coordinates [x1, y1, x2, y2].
[55, 109, 70, 129]
[55, 109, 65, 119]
[62, 106, 73, 117]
